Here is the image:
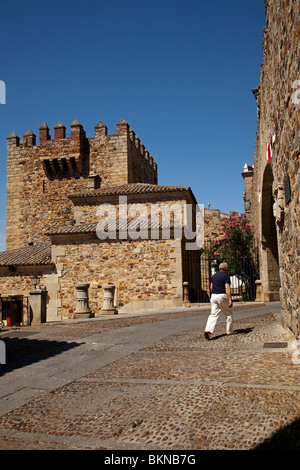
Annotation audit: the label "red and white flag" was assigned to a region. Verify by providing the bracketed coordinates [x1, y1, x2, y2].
[266, 141, 272, 163]
[266, 120, 277, 163]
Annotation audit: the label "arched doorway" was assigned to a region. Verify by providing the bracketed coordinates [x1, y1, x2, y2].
[261, 165, 281, 301]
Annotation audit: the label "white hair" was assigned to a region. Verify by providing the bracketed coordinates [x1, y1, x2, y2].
[219, 262, 228, 271]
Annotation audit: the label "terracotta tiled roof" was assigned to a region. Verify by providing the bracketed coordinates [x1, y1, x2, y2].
[46, 223, 98, 235]
[0, 243, 53, 267]
[45, 219, 182, 236]
[69, 183, 194, 199]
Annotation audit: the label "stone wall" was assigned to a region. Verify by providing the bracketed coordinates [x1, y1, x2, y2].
[0, 267, 39, 298]
[0, 266, 56, 324]
[51, 236, 183, 318]
[128, 126, 157, 184]
[72, 193, 196, 227]
[204, 209, 239, 241]
[243, 0, 300, 336]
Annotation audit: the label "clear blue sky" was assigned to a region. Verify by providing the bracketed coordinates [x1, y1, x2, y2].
[0, 0, 266, 252]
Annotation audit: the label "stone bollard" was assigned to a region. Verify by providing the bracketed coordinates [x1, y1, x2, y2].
[29, 289, 47, 325]
[255, 280, 263, 302]
[100, 284, 118, 315]
[183, 281, 190, 307]
[73, 283, 94, 318]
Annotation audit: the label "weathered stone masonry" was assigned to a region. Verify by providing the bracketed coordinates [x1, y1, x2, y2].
[243, 0, 300, 337]
[49, 236, 182, 317]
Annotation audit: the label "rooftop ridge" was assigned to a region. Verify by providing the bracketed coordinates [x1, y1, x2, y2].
[68, 182, 193, 199]
[45, 219, 183, 237]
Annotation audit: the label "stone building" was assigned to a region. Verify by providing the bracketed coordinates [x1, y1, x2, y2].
[242, 0, 300, 336]
[0, 118, 203, 324]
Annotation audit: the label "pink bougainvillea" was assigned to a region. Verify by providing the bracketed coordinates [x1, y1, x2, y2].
[206, 214, 256, 277]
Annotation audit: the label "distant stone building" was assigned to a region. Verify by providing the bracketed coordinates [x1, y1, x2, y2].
[242, 0, 300, 336]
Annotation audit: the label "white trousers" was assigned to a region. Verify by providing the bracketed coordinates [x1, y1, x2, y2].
[205, 294, 233, 335]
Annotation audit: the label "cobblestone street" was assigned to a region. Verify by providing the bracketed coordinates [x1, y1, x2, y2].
[0, 302, 299, 451]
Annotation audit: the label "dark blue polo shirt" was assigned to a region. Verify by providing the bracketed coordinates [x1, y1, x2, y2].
[211, 271, 231, 294]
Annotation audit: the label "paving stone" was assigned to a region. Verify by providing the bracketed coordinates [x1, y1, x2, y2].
[0, 305, 300, 450]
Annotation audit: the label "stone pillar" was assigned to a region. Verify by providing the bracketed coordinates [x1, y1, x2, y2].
[183, 281, 190, 307]
[73, 283, 94, 318]
[29, 289, 47, 326]
[255, 280, 263, 302]
[100, 284, 118, 315]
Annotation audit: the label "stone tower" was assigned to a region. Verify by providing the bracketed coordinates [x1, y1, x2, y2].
[6, 119, 157, 250]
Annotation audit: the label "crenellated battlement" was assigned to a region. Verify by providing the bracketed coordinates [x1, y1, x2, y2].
[7, 119, 86, 148]
[38, 120, 87, 175]
[128, 124, 157, 171]
[94, 118, 157, 172]
[7, 118, 157, 174]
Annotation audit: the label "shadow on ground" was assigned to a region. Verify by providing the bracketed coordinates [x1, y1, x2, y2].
[253, 417, 300, 450]
[211, 327, 254, 341]
[0, 330, 80, 376]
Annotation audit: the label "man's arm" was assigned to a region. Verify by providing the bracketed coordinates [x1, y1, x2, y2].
[225, 283, 233, 308]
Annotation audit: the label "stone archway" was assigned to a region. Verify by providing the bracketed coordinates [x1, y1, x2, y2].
[260, 164, 281, 301]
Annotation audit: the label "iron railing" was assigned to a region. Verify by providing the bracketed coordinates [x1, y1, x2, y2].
[182, 241, 259, 303]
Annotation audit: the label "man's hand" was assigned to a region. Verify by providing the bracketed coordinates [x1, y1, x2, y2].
[225, 283, 233, 308]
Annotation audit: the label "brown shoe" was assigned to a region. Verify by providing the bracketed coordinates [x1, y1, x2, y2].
[204, 331, 212, 340]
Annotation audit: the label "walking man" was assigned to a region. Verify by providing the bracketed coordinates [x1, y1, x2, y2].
[204, 262, 233, 340]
